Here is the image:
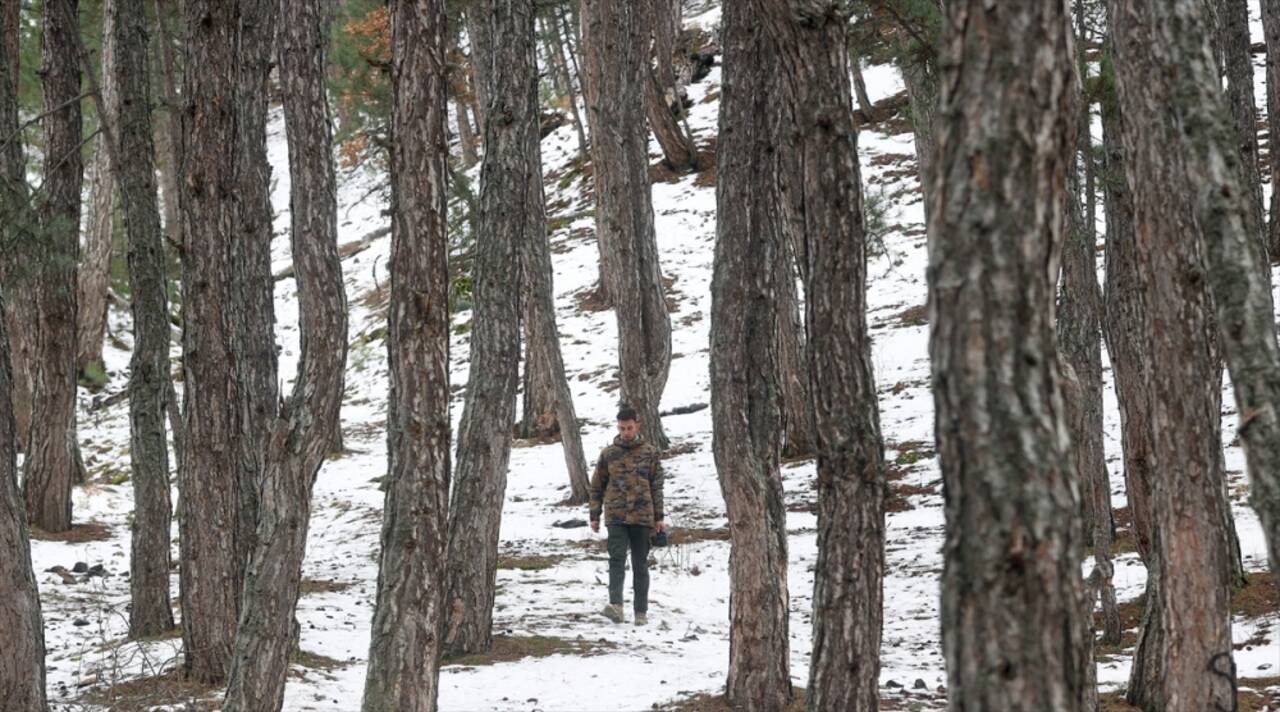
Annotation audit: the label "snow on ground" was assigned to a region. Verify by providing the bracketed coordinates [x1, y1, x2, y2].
[30, 3, 1280, 710]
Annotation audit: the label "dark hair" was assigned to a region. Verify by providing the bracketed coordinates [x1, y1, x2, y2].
[617, 406, 638, 422]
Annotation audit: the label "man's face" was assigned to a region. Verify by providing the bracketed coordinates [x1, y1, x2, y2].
[617, 419, 640, 441]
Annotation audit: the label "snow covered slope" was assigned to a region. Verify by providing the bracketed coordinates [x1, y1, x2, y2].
[31, 4, 1280, 710]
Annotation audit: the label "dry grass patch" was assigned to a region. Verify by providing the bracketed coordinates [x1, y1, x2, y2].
[31, 521, 112, 543]
[79, 670, 219, 712]
[667, 526, 730, 545]
[1101, 678, 1280, 712]
[1233, 571, 1280, 618]
[497, 554, 565, 571]
[891, 303, 928, 328]
[300, 578, 357, 596]
[443, 634, 614, 667]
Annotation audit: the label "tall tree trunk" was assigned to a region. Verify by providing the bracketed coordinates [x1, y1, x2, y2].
[758, 3, 887, 709]
[777, 238, 814, 460]
[360, 0, 451, 708]
[1263, 0, 1280, 259]
[77, 3, 119, 377]
[580, 0, 672, 449]
[466, 7, 490, 133]
[179, 0, 252, 684]
[455, 98, 478, 167]
[113, 0, 175, 640]
[712, 3, 791, 708]
[0, 5, 49, 704]
[543, 12, 588, 158]
[929, 0, 1091, 709]
[0, 0, 33, 454]
[1221, 0, 1267, 264]
[850, 56, 873, 119]
[1109, 0, 1238, 708]
[26, 0, 84, 533]
[444, 0, 533, 658]
[153, 0, 183, 250]
[222, 0, 348, 707]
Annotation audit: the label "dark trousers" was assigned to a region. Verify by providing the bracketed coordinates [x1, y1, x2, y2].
[607, 524, 651, 612]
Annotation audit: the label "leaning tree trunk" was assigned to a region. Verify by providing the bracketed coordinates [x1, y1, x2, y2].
[179, 0, 251, 683]
[444, 0, 534, 658]
[0, 6, 49, 706]
[77, 2, 119, 377]
[113, 0, 175, 639]
[929, 0, 1091, 709]
[641, 0, 696, 172]
[759, 3, 887, 710]
[361, 0, 451, 709]
[1109, 0, 1238, 708]
[26, 0, 84, 534]
[1221, 0, 1268, 265]
[1263, 0, 1280, 259]
[580, 0, 672, 449]
[0, 0, 33, 454]
[222, 0, 348, 706]
[712, 3, 791, 708]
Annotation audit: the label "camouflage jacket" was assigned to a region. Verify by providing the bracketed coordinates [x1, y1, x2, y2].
[589, 435, 665, 527]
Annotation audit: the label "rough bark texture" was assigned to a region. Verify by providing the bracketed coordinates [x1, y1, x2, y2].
[1264, 0, 1280, 258]
[360, 0, 450, 708]
[0, 6, 49, 707]
[712, 3, 791, 708]
[179, 0, 250, 683]
[221, 0, 348, 707]
[776, 237, 814, 460]
[153, 0, 184, 250]
[0, 0, 33, 454]
[757, 3, 887, 710]
[544, 12, 589, 158]
[444, 0, 534, 657]
[1222, 0, 1268, 264]
[929, 1, 1091, 709]
[77, 3, 119, 376]
[641, 0, 695, 171]
[1059, 101, 1119, 646]
[112, 0, 175, 639]
[466, 7, 491, 133]
[26, 0, 84, 533]
[580, 0, 672, 449]
[1108, 0, 1238, 708]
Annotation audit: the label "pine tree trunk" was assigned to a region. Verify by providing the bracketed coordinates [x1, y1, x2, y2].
[77, 3, 119, 377]
[850, 57, 873, 119]
[1222, 0, 1268, 267]
[777, 238, 814, 460]
[0, 0, 33, 455]
[930, 0, 1091, 708]
[544, 13, 589, 158]
[1263, 0, 1280, 259]
[641, 0, 695, 171]
[757, 3, 887, 709]
[26, 0, 84, 534]
[712, 4, 791, 708]
[455, 98, 478, 167]
[1108, 0, 1238, 707]
[179, 0, 251, 683]
[361, 1, 451, 708]
[153, 0, 183, 250]
[0, 5, 49, 705]
[112, 0, 176, 640]
[222, 0, 348, 706]
[580, 0, 672, 449]
[444, 0, 534, 658]
[466, 7, 491, 133]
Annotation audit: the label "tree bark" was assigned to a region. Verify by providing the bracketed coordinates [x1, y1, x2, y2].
[222, 1, 348, 707]
[580, 0, 672, 449]
[712, 3, 791, 708]
[26, 0, 84, 533]
[466, 7, 490, 133]
[1108, 0, 1238, 707]
[112, 0, 176, 640]
[1221, 0, 1267, 266]
[1263, 0, 1280, 259]
[758, 3, 887, 710]
[0, 0, 33, 455]
[640, 0, 695, 172]
[77, 2, 119, 376]
[776, 237, 814, 460]
[153, 0, 183, 250]
[543, 12, 588, 158]
[455, 97, 478, 167]
[929, 0, 1091, 709]
[444, 0, 534, 658]
[360, 0, 451, 708]
[0, 4, 49, 707]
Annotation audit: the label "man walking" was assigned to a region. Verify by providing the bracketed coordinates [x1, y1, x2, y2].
[590, 406, 665, 625]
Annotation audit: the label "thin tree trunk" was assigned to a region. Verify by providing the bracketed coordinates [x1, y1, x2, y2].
[1109, 0, 1238, 707]
[466, 7, 490, 133]
[1263, 0, 1280, 259]
[641, 0, 695, 171]
[0, 4, 49, 703]
[758, 3, 887, 709]
[777, 238, 814, 460]
[26, 0, 84, 533]
[712, 3, 791, 708]
[222, 0, 348, 706]
[455, 98, 478, 167]
[360, 0, 451, 708]
[444, 0, 534, 658]
[113, 0, 176, 640]
[580, 0, 672, 449]
[1222, 0, 1268, 269]
[153, 0, 183, 250]
[929, 0, 1090, 709]
[179, 0, 250, 683]
[850, 56, 873, 119]
[0, 0, 33, 454]
[77, 2, 119, 376]
[544, 13, 588, 158]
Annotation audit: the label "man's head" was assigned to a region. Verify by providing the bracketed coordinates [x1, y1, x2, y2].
[616, 406, 640, 441]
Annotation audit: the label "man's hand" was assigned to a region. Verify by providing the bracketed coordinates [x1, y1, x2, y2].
[590, 519, 600, 533]
[654, 520, 666, 533]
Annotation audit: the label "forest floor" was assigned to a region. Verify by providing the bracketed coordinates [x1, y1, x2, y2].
[29, 4, 1280, 710]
